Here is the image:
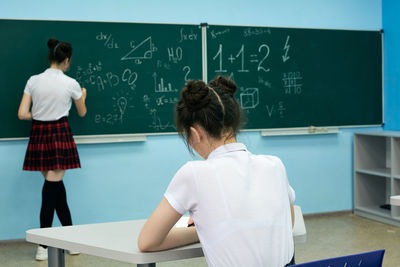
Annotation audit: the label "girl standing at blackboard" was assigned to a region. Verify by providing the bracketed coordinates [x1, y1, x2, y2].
[138, 76, 295, 267]
[18, 38, 87, 261]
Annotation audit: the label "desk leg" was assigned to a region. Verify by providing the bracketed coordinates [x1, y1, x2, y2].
[48, 247, 65, 267]
[137, 264, 155, 267]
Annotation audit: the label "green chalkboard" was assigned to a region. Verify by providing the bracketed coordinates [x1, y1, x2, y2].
[0, 20, 383, 139]
[207, 25, 382, 129]
[0, 19, 202, 138]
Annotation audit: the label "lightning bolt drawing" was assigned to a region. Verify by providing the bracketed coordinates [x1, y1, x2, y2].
[282, 35, 290, 63]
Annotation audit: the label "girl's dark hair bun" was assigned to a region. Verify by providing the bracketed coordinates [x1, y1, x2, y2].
[209, 75, 237, 97]
[175, 76, 242, 150]
[181, 80, 211, 111]
[59, 42, 70, 52]
[47, 38, 59, 49]
[47, 37, 72, 63]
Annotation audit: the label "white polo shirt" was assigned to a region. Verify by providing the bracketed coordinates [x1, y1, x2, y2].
[165, 143, 295, 267]
[24, 68, 82, 121]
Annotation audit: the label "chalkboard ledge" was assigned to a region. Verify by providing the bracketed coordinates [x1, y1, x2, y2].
[261, 127, 339, 136]
[74, 134, 147, 144]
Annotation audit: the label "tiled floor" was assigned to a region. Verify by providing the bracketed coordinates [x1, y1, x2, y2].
[0, 212, 399, 266]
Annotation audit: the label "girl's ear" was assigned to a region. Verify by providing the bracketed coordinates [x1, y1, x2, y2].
[189, 126, 201, 144]
[63, 57, 72, 72]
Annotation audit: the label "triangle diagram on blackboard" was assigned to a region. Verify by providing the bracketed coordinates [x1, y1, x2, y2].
[121, 36, 156, 61]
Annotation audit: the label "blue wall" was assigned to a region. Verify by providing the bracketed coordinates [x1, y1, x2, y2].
[0, 0, 383, 240]
[383, 0, 400, 130]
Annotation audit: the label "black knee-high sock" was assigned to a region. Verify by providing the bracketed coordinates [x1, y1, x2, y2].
[55, 180, 72, 227]
[39, 180, 73, 248]
[40, 180, 57, 229]
[39, 180, 58, 248]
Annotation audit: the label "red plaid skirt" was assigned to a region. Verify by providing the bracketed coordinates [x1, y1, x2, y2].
[23, 117, 81, 171]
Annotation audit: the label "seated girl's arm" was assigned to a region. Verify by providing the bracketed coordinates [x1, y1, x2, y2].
[138, 197, 199, 252]
[18, 93, 32, 120]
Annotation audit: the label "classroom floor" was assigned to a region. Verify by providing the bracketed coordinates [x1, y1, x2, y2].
[1, 212, 399, 267]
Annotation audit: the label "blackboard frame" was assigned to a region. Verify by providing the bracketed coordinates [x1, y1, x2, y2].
[0, 19, 383, 142]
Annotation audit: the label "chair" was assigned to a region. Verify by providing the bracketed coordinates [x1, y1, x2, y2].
[292, 250, 385, 267]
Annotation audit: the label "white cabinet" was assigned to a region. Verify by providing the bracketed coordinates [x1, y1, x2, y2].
[354, 132, 400, 226]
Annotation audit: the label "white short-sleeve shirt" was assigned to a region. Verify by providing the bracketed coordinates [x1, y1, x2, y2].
[165, 143, 295, 267]
[24, 68, 82, 121]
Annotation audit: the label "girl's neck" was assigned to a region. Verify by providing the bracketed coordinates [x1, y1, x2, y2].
[203, 136, 237, 159]
[50, 64, 64, 71]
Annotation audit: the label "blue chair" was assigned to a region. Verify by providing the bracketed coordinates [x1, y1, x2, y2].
[293, 250, 385, 267]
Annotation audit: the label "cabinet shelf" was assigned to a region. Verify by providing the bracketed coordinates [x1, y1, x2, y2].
[355, 168, 391, 178]
[354, 132, 400, 227]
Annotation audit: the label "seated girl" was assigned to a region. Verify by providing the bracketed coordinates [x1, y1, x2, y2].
[138, 76, 295, 267]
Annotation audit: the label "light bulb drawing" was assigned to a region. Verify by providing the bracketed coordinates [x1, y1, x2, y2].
[117, 97, 128, 120]
[109, 90, 134, 125]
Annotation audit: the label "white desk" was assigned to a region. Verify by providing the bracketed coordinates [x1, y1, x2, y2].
[26, 207, 306, 267]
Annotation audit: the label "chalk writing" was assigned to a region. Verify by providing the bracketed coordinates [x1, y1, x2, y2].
[235, 45, 249, 72]
[167, 47, 183, 63]
[156, 60, 171, 70]
[156, 95, 179, 106]
[179, 28, 198, 42]
[243, 28, 271, 37]
[112, 90, 134, 123]
[121, 36, 157, 63]
[213, 44, 227, 73]
[96, 32, 119, 49]
[105, 72, 120, 88]
[282, 36, 291, 62]
[266, 101, 285, 118]
[143, 95, 151, 110]
[121, 68, 138, 90]
[258, 76, 272, 88]
[75, 61, 102, 85]
[257, 44, 270, 72]
[213, 44, 271, 73]
[153, 73, 178, 93]
[183, 66, 191, 81]
[282, 72, 303, 94]
[210, 28, 230, 39]
[94, 113, 120, 125]
[240, 88, 259, 109]
[149, 109, 176, 130]
[75, 63, 120, 92]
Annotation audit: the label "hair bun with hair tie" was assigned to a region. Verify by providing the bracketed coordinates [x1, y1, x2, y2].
[47, 38, 60, 49]
[182, 80, 211, 111]
[209, 75, 237, 97]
